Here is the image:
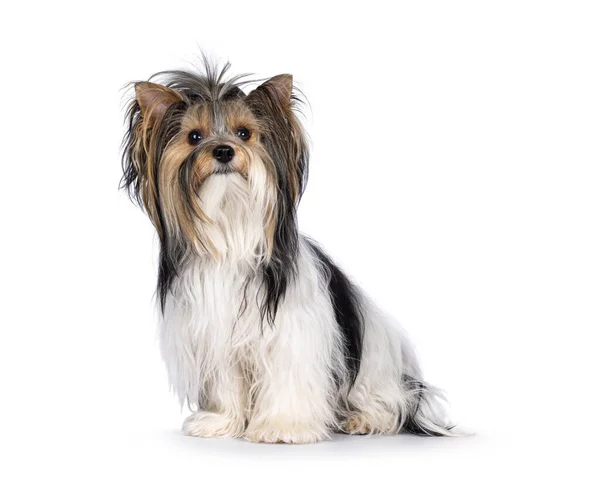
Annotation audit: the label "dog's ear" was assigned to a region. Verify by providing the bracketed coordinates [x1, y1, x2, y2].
[245, 73, 308, 329]
[246, 74, 293, 110]
[135, 81, 183, 127]
[121, 81, 184, 231]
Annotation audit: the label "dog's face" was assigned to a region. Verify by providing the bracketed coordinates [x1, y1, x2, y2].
[123, 69, 306, 249]
[122, 65, 308, 310]
[134, 80, 263, 183]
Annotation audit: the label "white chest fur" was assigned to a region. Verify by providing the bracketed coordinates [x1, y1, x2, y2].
[159, 260, 265, 409]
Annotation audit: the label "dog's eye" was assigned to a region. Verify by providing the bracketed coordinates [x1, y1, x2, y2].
[236, 127, 251, 141]
[188, 130, 203, 146]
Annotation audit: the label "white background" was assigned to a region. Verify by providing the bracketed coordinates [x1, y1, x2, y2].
[1, 1, 599, 477]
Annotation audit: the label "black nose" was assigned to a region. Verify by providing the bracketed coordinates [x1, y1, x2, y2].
[212, 145, 234, 163]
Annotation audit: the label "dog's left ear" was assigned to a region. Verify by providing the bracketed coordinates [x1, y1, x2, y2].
[246, 74, 293, 110]
[245, 73, 308, 326]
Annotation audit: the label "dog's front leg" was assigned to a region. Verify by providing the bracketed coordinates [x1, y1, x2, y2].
[161, 293, 249, 439]
[244, 309, 338, 444]
[183, 362, 248, 439]
[244, 371, 333, 443]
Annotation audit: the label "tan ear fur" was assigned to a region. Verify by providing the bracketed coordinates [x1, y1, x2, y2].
[135, 81, 183, 127]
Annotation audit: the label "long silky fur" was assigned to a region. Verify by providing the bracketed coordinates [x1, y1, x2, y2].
[307, 240, 364, 385]
[245, 81, 309, 327]
[122, 61, 307, 321]
[121, 58, 455, 442]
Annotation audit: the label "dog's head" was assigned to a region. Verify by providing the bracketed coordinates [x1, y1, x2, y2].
[122, 60, 308, 316]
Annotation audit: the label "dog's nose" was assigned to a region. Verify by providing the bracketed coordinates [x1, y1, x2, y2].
[212, 145, 235, 163]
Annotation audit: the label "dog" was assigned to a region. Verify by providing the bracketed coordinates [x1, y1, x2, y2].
[121, 58, 453, 443]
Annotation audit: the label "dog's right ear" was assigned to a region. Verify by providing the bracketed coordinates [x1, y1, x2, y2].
[121, 81, 182, 217]
[134, 81, 183, 128]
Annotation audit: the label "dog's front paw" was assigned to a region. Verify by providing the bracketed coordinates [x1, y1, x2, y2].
[339, 411, 398, 435]
[183, 411, 245, 438]
[244, 419, 329, 444]
[340, 414, 372, 435]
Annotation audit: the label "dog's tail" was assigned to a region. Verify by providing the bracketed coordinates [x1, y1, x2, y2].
[399, 374, 456, 436]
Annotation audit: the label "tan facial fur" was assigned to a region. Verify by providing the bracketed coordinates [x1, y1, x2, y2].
[125, 72, 303, 264]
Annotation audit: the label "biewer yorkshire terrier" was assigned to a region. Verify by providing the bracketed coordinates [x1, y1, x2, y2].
[121, 59, 453, 444]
